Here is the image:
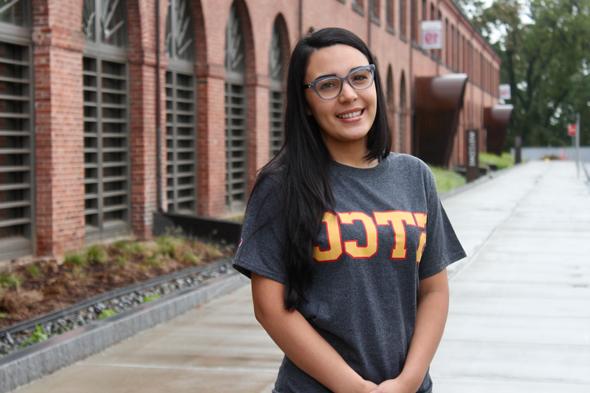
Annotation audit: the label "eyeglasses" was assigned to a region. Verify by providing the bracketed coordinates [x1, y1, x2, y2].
[304, 64, 376, 100]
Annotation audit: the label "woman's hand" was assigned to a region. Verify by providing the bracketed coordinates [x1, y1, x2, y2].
[356, 379, 379, 393]
[369, 377, 414, 393]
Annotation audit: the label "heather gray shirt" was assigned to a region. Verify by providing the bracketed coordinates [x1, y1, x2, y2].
[233, 153, 466, 393]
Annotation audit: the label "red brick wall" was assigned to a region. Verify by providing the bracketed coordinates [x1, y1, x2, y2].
[33, 0, 85, 258]
[11, 0, 501, 260]
[127, 0, 158, 240]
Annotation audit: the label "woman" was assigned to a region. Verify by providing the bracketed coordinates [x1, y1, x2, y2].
[233, 27, 466, 393]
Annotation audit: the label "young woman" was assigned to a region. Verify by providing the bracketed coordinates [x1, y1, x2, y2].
[233, 27, 466, 393]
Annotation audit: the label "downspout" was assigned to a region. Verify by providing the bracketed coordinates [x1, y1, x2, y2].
[155, 0, 163, 212]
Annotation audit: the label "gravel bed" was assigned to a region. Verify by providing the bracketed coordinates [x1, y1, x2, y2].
[0, 259, 234, 359]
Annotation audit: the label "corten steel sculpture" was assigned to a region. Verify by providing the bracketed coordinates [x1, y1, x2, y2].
[484, 105, 513, 155]
[414, 74, 468, 167]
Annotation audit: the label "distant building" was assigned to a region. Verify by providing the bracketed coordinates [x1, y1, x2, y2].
[0, 0, 509, 261]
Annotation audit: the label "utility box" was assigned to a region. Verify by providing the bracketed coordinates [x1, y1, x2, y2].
[466, 129, 480, 182]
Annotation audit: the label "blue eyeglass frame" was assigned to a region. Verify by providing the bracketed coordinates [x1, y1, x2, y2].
[303, 64, 376, 100]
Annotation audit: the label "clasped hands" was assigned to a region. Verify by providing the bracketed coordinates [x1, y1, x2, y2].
[358, 377, 416, 393]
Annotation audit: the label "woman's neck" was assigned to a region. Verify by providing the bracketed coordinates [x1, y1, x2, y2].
[325, 139, 378, 169]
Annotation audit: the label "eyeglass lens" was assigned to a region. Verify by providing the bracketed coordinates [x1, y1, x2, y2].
[315, 67, 374, 99]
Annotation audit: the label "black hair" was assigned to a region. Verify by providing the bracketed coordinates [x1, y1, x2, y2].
[252, 27, 391, 309]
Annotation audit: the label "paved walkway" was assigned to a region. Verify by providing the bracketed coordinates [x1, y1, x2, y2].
[14, 161, 590, 393]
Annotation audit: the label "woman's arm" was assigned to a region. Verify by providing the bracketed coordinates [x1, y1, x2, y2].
[251, 273, 378, 393]
[376, 268, 450, 393]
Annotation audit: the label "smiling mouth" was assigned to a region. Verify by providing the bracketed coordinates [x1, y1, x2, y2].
[336, 109, 364, 119]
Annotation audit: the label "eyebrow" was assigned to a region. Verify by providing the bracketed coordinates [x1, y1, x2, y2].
[312, 65, 369, 81]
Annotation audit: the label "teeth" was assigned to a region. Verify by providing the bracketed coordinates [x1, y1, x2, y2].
[337, 110, 362, 119]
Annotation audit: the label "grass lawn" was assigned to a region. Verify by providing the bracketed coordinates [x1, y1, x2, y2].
[429, 166, 466, 194]
[479, 152, 514, 170]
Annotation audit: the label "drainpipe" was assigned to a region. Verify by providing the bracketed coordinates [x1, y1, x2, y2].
[155, 0, 163, 212]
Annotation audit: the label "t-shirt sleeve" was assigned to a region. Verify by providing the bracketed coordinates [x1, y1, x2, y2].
[232, 175, 288, 284]
[418, 164, 467, 280]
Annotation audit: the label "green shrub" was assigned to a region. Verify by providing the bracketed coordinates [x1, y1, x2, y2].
[86, 244, 109, 265]
[25, 264, 42, 279]
[430, 166, 466, 194]
[114, 255, 127, 267]
[180, 250, 201, 265]
[98, 308, 117, 320]
[144, 254, 163, 268]
[479, 152, 514, 170]
[0, 273, 22, 290]
[156, 236, 183, 259]
[142, 293, 161, 303]
[20, 325, 48, 348]
[64, 252, 87, 268]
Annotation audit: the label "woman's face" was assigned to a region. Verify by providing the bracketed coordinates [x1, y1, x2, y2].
[304, 44, 377, 154]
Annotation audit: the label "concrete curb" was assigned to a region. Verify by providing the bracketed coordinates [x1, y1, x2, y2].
[0, 272, 248, 393]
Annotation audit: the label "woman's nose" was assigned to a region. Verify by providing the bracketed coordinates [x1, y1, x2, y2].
[338, 81, 358, 102]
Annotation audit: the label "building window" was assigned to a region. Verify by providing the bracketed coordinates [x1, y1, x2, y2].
[352, 0, 365, 15]
[399, 0, 407, 39]
[398, 73, 407, 152]
[0, 0, 32, 259]
[445, 19, 449, 66]
[269, 18, 287, 158]
[386, 65, 395, 149]
[410, 0, 418, 42]
[165, 0, 197, 214]
[82, 0, 130, 240]
[370, 0, 380, 23]
[386, 0, 394, 31]
[225, 2, 247, 210]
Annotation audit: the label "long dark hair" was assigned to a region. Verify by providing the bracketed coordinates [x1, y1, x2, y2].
[253, 27, 391, 309]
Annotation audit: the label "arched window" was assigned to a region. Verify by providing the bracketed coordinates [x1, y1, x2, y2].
[399, 0, 407, 39]
[225, 2, 247, 209]
[269, 17, 287, 158]
[82, 0, 129, 239]
[399, 73, 407, 153]
[0, 0, 32, 258]
[386, 0, 394, 31]
[165, 0, 197, 214]
[386, 65, 395, 149]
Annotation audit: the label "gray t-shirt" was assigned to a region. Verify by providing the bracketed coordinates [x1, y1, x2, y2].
[233, 153, 466, 393]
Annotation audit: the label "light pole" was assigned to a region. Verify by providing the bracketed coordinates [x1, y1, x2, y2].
[577, 102, 590, 179]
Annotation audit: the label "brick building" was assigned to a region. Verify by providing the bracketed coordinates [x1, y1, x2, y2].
[0, 0, 506, 261]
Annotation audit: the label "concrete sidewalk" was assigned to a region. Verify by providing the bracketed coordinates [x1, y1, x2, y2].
[13, 161, 590, 393]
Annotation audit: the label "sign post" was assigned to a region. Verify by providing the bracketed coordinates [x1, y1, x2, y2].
[466, 129, 479, 182]
[514, 135, 522, 164]
[575, 113, 581, 179]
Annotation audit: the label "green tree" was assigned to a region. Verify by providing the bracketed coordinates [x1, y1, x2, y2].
[463, 0, 590, 147]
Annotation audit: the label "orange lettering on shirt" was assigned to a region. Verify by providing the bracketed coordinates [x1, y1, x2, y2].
[374, 211, 417, 260]
[313, 211, 343, 262]
[413, 212, 427, 263]
[338, 212, 378, 259]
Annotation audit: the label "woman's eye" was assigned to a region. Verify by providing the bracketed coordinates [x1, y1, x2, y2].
[318, 81, 337, 90]
[352, 73, 368, 81]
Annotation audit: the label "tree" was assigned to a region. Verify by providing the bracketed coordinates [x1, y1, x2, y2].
[463, 0, 590, 147]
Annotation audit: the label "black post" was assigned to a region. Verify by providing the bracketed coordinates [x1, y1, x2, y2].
[514, 135, 522, 164]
